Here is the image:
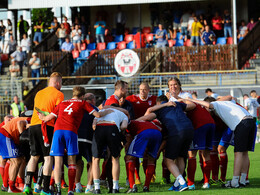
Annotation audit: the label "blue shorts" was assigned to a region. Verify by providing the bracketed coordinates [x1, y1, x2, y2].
[219, 128, 234, 148]
[50, 130, 79, 156]
[73, 39, 81, 44]
[189, 123, 215, 150]
[127, 129, 162, 159]
[0, 133, 20, 159]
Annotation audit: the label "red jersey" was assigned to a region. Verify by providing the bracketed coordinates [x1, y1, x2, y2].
[127, 120, 162, 136]
[126, 94, 157, 119]
[52, 99, 95, 134]
[105, 94, 120, 106]
[0, 121, 5, 128]
[186, 103, 215, 130]
[212, 114, 228, 133]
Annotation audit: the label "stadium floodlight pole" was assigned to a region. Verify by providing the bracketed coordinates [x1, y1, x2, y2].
[232, 0, 237, 45]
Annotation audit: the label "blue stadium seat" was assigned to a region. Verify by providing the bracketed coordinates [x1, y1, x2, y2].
[126, 41, 135, 49]
[114, 35, 124, 42]
[216, 37, 227, 45]
[106, 42, 117, 50]
[175, 39, 184, 46]
[132, 27, 139, 34]
[87, 43, 96, 50]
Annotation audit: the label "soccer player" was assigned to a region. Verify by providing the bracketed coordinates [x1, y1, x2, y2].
[187, 96, 256, 188]
[125, 120, 162, 193]
[205, 88, 219, 99]
[38, 86, 112, 195]
[91, 107, 128, 194]
[24, 72, 64, 195]
[0, 116, 31, 193]
[140, 95, 195, 192]
[105, 80, 128, 106]
[243, 94, 259, 121]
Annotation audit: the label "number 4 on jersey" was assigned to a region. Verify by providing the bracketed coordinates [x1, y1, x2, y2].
[64, 103, 74, 115]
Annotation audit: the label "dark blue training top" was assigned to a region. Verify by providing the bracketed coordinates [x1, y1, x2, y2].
[154, 101, 194, 136]
[78, 104, 99, 142]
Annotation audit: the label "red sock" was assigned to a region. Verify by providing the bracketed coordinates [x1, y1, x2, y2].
[142, 158, 148, 175]
[144, 164, 155, 189]
[246, 160, 250, 180]
[3, 161, 10, 188]
[219, 152, 228, 181]
[125, 160, 130, 179]
[16, 176, 24, 189]
[162, 159, 170, 180]
[68, 164, 76, 192]
[135, 158, 140, 180]
[0, 165, 5, 181]
[203, 160, 211, 184]
[187, 157, 196, 186]
[126, 160, 135, 188]
[210, 151, 219, 181]
[199, 151, 204, 174]
[50, 177, 55, 186]
[9, 180, 22, 193]
[100, 160, 107, 180]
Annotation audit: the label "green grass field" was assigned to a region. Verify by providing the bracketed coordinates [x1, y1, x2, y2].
[2, 144, 260, 194]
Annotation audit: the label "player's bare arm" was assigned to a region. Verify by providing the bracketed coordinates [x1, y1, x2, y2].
[92, 109, 113, 118]
[17, 120, 28, 134]
[92, 118, 97, 130]
[37, 112, 56, 122]
[103, 105, 130, 118]
[186, 98, 214, 109]
[217, 95, 233, 101]
[120, 120, 128, 131]
[145, 101, 176, 115]
[137, 113, 156, 121]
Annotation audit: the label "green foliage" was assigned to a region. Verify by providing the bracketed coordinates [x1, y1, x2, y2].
[31, 8, 54, 27]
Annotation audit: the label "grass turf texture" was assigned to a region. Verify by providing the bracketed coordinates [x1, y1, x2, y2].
[1, 144, 259, 194]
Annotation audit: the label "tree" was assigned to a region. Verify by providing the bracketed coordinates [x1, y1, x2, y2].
[31, 8, 54, 28]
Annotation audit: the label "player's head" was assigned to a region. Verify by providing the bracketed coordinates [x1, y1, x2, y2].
[139, 82, 150, 99]
[192, 92, 198, 99]
[119, 96, 126, 107]
[243, 94, 249, 100]
[250, 90, 257, 98]
[204, 96, 216, 103]
[168, 77, 182, 95]
[114, 80, 128, 98]
[205, 88, 213, 96]
[156, 95, 168, 105]
[4, 115, 13, 124]
[49, 72, 62, 90]
[72, 86, 86, 99]
[85, 93, 96, 105]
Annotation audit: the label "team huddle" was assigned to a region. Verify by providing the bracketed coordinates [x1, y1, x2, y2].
[0, 72, 257, 195]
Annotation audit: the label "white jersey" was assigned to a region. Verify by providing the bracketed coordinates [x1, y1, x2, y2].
[244, 98, 259, 118]
[169, 91, 192, 102]
[211, 101, 250, 131]
[211, 93, 219, 99]
[95, 108, 128, 132]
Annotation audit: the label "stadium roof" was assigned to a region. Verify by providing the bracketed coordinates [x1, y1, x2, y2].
[8, 0, 201, 9]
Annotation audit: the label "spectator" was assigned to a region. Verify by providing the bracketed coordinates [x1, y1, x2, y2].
[7, 19, 13, 38]
[6, 35, 17, 56]
[11, 46, 26, 77]
[191, 16, 204, 46]
[63, 16, 71, 35]
[199, 14, 208, 27]
[23, 85, 29, 97]
[238, 20, 248, 39]
[80, 16, 90, 44]
[50, 17, 59, 32]
[187, 12, 196, 37]
[180, 10, 191, 41]
[29, 52, 40, 86]
[20, 34, 31, 65]
[17, 15, 30, 41]
[247, 18, 256, 31]
[33, 18, 44, 45]
[172, 8, 182, 39]
[155, 24, 168, 48]
[72, 17, 80, 30]
[94, 16, 106, 43]
[9, 95, 26, 117]
[61, 37, 74, 52]
[71, 24, 82, 52]
[56, 23, 67, 49]
[201, 25, 216, 45]
[212, 12, 223, 37]
[115, 6, 127, 35]
[223, 9, 232, 37]
[0, 20, 6, 50]
[9, 59, 20, 96]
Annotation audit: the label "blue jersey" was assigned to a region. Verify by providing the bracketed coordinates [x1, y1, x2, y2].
[154, 102, 193, 136]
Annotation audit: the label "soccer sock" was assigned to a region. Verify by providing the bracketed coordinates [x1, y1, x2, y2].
[61, 165, 66, 186]
[9, 180, 22, 192]
[56, 183, 61, 193]
[25, 171, 34, 188]
[36, 165, 43, 186]
[3, 161, 10, 188]
[231, 176, 239, 187]
[210, 151, 219, 181]
[219, 152, 228, 181]
[50, 176, 55, 187]
[0, 165, 5, 181]
[203, 160, 211, 184]
[199, 151, 204, 175]
[173, 179, 179, 187]
[240, 173, 247, 184]
[87, 184, 93, 190]
[144, 164, 155, 189]
[42, 175, 51, 192]
[17, 176, 24, 188]
[126, 160, 135, 189]
[113, 180, 119, 190]
[94, 179, 100, 190]
[246, 161, 250, 180]
[177, 175, 186, 185]
[135, 158, 140, 180]
[142, 158, 148, 175]
[187, 157, 196, 186]
[68, 164, 76, 192]
[100, 160, 107, 180]
[125, 160, 130, 180]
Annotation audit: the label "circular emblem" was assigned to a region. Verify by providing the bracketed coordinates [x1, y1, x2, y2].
[114, 49, 140, 77]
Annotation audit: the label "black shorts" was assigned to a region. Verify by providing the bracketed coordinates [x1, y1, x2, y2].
[78, 141, 92, 162]
[165, 129, 194, 160]
[29, 124, 54, 157]
[92, 125, 122, 158]
[234, 118, 256, 152]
